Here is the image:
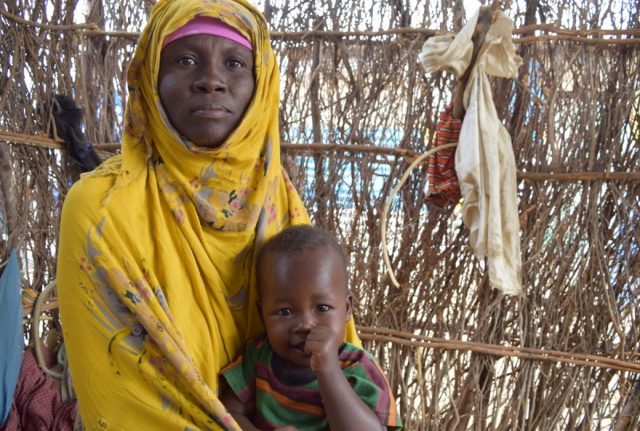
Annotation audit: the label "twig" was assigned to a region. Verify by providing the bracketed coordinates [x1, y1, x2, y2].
[3, 131, 639, 181]
[2, 8, 639, 44]
[0, 7, 99, 31]
[0, 142, 18, 250]
[358, 326, 640, 374]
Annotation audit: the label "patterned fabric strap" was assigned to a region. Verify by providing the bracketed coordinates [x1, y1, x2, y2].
[425, 107, 462, 207]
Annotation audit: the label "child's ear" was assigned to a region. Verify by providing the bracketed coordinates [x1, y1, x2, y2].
[345, 292, 353, 321]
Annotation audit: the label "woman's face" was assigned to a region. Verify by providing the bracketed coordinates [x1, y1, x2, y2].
[158, 35, 255, 148]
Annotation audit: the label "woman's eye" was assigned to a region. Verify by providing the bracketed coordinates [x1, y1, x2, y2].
[227, 58, 245, 69]
[277, 308, 292, 316]
[178, 56, 196, 66]
[317, 304, 331, 312]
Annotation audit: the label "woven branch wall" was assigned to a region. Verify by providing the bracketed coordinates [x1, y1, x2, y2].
[1, 0, 639, 429]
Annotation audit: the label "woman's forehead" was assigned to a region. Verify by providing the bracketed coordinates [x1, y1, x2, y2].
[161, 15, 253, 51]
[161, 34, 254, 58]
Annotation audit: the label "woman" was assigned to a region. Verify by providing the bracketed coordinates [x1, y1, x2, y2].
[56, 0, 359, 429]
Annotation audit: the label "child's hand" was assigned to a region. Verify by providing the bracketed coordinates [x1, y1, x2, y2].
[304, 325, 342, 374]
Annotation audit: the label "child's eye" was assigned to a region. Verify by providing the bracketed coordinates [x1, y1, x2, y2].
[276, 308, 292, 316]
[316, 304, 332, 312]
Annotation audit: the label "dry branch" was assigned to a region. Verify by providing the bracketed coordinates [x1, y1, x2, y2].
[358, 326, 640, 374]
[0, 142, 18, 252]
[4, 131, 639, 182]
[2, 7, 640, 45]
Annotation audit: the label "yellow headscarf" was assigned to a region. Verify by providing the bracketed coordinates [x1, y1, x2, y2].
[58, 0, 358, 429]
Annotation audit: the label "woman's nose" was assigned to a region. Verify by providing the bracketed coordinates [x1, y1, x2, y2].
[193, 63, 226, 93]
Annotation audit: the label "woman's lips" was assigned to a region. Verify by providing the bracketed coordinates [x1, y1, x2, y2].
[192, 104, 230, 119]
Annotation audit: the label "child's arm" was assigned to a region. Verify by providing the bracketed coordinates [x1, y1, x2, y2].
[219, 379, 261, 431]
[305, 326, 386, 431]
[219, 380, 299, 431]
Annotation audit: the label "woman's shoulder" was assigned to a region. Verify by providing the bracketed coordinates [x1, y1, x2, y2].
[65, 156, 121, 204]
[60, 155, 132, 226]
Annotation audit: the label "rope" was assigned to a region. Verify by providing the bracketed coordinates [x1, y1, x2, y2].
[380, 143, 457, 288]
[32, 280, 64, 379]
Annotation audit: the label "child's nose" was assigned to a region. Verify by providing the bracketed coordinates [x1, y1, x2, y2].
[294, 313, 315, 332]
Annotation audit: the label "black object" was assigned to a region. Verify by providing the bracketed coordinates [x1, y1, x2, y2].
[53, 95, 102, 172]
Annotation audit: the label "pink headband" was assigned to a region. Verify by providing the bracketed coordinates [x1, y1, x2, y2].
[162, 16, 253, 51]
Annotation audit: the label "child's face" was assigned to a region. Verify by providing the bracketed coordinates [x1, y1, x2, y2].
[259, 247, 352, 369]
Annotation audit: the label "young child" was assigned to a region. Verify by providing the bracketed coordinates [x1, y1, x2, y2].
[220, 225, 402, 430]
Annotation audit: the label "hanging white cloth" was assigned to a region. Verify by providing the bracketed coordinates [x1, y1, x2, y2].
[418, 10, 523, 295]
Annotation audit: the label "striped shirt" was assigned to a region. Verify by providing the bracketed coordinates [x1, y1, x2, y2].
[221, 337, 402, 430]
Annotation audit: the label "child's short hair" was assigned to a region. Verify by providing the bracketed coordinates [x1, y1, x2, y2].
[257, 225, 347, 274]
